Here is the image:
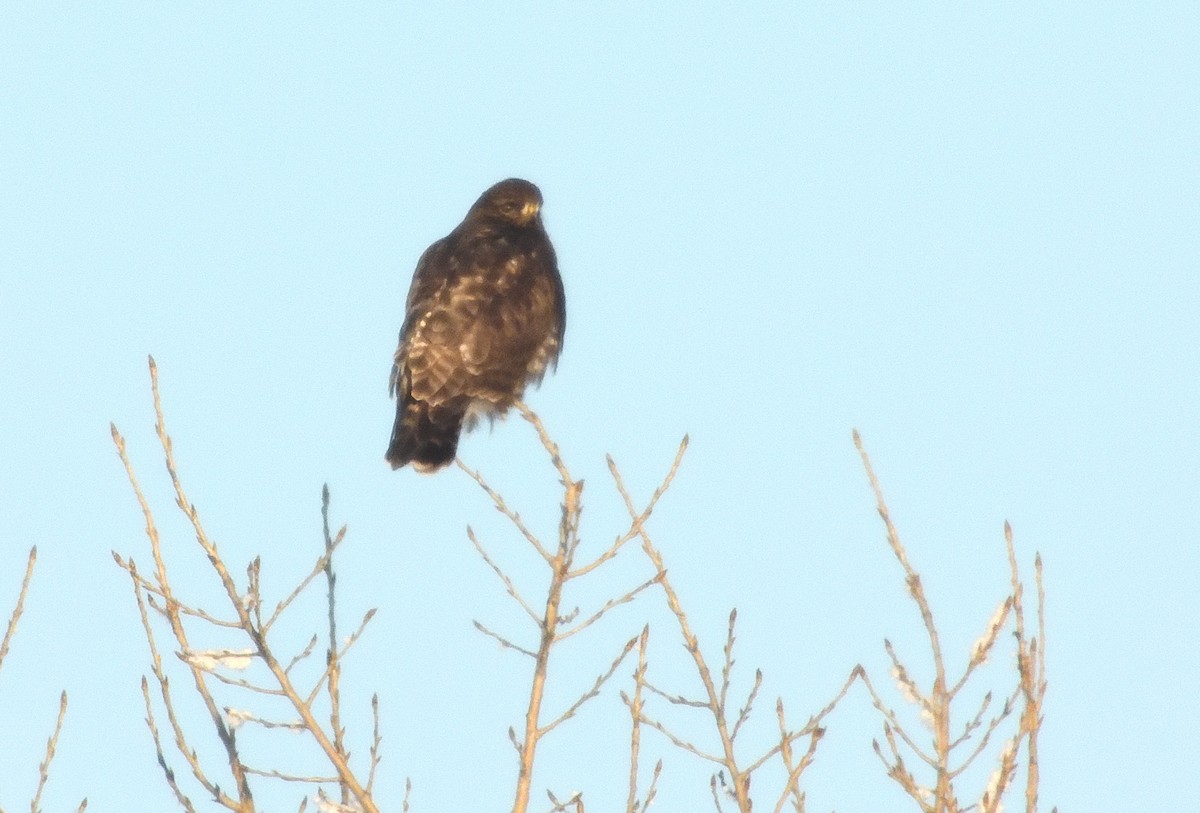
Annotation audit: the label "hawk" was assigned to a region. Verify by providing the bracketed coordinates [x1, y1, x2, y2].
[386, 178, 566, 472]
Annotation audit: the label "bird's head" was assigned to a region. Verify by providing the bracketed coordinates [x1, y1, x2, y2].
[471, 178, 544, 227]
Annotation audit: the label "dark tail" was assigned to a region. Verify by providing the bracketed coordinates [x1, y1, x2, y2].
[386, 394, 467, 473]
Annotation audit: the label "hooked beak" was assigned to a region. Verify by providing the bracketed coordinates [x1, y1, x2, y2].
[520, 200, 541, 222]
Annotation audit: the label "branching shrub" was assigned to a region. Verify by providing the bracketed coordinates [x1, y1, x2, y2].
[94, 356, 1051, 812]
[110, 357, 396, 813]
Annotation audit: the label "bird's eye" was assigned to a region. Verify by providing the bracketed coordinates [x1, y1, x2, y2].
[500, 201, 518, 214]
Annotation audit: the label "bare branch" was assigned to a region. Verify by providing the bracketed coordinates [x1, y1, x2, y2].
[111, 554, 244, 628]
[948, 691, 996, 752]
[509, 473, 583, 813]
[730, 670, 763, 743]
[304, 608, 379, 707]
[855, 429, 951, 802]
[773, 699, 804, 813]
[771, 697, 824, 813]
[140, 676, 200, 813]
[30, 690, 70, 813]
[198, 665, 287, 696]
[474, 619, 538, 659]
[858, 663, 937, 767]
[709, 774, 727, 813]
[457, 460, 553, 563]
[625, 626, 650, 813]
[241, 765, 339, 783]
[540, 634, 639, 735]
[1008, 523, 1048, 813]
[514, 401, 575, 486]
[286, 635, 320, 675]
[127, 561, 234, 807]
[642, 760, 662, 813]
[741, 666, 861, 776]
[469, 526, 542, 624]
[949, 689, 1020, 779]
[114, 358, 382, 813]
[366, 695, 383, 797]
[609, 443, 753, 811]
[261, 524, 347, 635]
[636, 711, 724, 765]
[1, 546, 37, 675]
[719, 609, 738, 718]
[112, 401, 254, 807]
[545, 788, 584, 813]
[570, 436, 688, 580]
[555, 574, 662, 642]
[322, 484, 350, 808]
[642, 681, 708, 709]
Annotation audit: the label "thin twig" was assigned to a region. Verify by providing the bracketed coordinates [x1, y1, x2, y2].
[469, 526, 542, 624]
[457, 460, 554, 563]
[773, 699, 804, 813]
[513, 401, 573, 486]
[771, 701, 824, 813]
[322, 485, 350, 807]
[241, 765, 339, 783]
[730, 670, 763, 743]
[304, 608, 379, 707]
[948, 689, 1019, 779]
[262, 525, 347, 635]
[641, 760, 662, 813]
[610, 444, 752, 811]
[625, 626, 650, 813]
[140, 676, 199, 813]
[555, 574, 662, 642]
[111, 555, 243, 628]
[741, 667, 861, 776]
[30, 690, 70, 813]
[198, 666, 287, 696]
[855, 429, 952, 803]
[285, 635, 320, 675]
[858, 665, 938, 767]
[113, 401, 254, 808]
[570, 437, 688, 580]
[539, 635, 639, 735]
[636, 711, 724, 764]
[719, 609, 738, 720]
[1008, 523, 1047, 813]
[0, 546, 37, 674]
[141, 365, 297, 794]
[126, 558, 233, 807]
[367, 694, 383, 796]
[642, 681, 708, 708]
[474, 620, 538, 659]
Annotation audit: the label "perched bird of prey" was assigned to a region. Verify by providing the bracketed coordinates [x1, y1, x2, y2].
[386, 178, 566, 472]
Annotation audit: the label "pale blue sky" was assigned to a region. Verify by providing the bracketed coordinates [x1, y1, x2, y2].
[2, 3, 1198, 811]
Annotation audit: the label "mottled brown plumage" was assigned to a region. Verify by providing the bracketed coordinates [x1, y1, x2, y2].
[386, 178, 566, 472]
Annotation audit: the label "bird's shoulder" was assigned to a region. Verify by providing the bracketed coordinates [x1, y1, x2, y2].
[414, 222, 557, 302]
[405, 236, 456, 308]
